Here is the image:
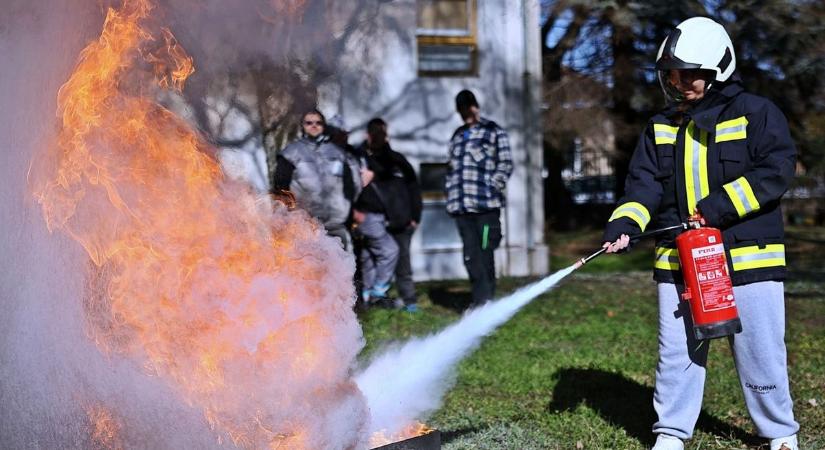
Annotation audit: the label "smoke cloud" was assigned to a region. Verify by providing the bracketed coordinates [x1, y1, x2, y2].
[2, 1, 369, 448]
[355, 266, 578, 436]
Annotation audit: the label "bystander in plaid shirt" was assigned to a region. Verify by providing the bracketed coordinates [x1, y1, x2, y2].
[445, 118, 514, 214]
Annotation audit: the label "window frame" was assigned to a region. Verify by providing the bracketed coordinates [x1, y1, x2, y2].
[416, 0, 478, 77]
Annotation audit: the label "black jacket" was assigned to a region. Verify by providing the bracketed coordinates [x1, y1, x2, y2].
[604, 81, 796, 285]
[354, 142, 423, 231]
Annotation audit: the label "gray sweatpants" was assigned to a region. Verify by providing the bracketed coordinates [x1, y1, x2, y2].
[359, 212, 399, 293]
[653, 281, 799, 440]
[391, 227, 417, 304]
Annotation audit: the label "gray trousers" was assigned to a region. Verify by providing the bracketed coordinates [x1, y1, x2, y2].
[359, 212, 399, 293]
[391, 227, 416, 304]
[653, 281, 798, 440]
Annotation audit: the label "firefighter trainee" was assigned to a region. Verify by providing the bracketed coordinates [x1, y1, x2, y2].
[602, 17, 799, 450]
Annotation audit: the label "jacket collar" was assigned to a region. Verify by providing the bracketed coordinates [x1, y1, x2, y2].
[300, 134, 330, 146]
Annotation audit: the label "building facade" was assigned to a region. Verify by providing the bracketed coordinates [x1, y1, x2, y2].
[215, 0, 547, 281]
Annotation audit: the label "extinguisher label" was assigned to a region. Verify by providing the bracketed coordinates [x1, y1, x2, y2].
[691, 243, 735, 312]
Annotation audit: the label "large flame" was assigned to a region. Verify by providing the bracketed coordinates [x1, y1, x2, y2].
[31, 0, 367, 448]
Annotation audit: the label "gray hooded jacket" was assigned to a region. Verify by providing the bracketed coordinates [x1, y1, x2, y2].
[279, 137, 361, 230]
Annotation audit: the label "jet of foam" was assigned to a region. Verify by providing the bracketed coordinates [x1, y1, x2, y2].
[355, 264, 579, 435]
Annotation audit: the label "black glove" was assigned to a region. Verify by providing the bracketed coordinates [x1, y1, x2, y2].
[602, 218, 641, 253]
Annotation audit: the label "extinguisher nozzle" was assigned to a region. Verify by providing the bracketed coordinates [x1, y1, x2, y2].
[575, 247, 607, 269]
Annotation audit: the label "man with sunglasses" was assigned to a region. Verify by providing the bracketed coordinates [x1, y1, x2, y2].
[273, 109, 362, 252]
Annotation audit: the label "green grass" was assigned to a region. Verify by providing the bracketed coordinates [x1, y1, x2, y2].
[358, 226, 825, 449]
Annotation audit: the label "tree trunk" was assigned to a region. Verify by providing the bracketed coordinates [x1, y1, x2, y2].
[609, 3, 638, 200]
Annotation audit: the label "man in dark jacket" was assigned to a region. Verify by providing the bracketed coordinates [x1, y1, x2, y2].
[602, 17, 798, 450]
[353, 118, 422, 310]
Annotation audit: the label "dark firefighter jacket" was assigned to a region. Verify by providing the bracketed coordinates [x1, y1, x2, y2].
[603, 80, 796, 286]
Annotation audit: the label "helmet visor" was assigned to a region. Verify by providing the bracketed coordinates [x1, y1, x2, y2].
[657, 68, 716, 104]
[658, 69, 685, 104]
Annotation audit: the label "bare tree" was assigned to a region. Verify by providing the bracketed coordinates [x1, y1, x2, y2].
[148, 0, 392, 190]
[540, 0, 825, 229]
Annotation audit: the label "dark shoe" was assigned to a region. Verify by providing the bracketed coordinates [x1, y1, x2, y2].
[368, 295, 397, 309]
[403, 303, 419, 313]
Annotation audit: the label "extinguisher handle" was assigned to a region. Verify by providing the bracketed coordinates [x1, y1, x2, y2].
[687, 213, 706, 229]
[575, 222, 688, 269]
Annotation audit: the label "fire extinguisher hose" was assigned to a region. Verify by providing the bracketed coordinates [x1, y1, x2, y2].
[574, 222, 689, 269]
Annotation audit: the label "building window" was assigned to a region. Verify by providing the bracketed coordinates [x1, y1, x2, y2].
[418, 162, 448, 200]
[416, 0, 477, 76]
[417, 162, 462, 248]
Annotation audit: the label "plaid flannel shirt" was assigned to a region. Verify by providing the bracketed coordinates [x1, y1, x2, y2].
[445, 118, 513, 214]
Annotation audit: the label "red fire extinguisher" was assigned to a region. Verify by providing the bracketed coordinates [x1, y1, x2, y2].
[675, 216, 742, 340]
[576, 215, 742, 340]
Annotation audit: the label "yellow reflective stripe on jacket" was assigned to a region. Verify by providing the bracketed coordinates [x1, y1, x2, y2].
[729, 244, 785, 271]
[653, 123, 679, 145]
[655, 245, 785, 272]
[608, 202, 651, 231]
[715, 116, 748, 143]
[684, 121, 709, 214]
[654, 247, 680, 270]
[723, 176, 760, 217]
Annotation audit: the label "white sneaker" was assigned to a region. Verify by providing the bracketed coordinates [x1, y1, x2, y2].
[652, 434, 684, 450]
[770, 434, 798, 450]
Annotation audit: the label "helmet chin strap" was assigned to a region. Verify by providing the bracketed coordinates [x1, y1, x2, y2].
[703, 71, 718, 95]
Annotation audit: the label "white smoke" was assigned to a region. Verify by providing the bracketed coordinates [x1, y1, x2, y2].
[1, 1, 368, 448]
[0, 1, 221, 448]
[355, 265, 579, 435]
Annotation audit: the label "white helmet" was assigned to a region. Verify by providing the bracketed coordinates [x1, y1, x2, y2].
[656, 17, 736, 103]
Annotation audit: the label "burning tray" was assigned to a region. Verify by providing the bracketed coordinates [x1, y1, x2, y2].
[370, 430, 441, 450]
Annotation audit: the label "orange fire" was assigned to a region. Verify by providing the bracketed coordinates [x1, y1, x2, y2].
[368, 421, 433, 448]
[32, 0, 366, 448]
[87, 405, 124, 450]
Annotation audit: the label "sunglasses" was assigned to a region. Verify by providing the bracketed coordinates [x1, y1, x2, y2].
[303, 120, 323, 126]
